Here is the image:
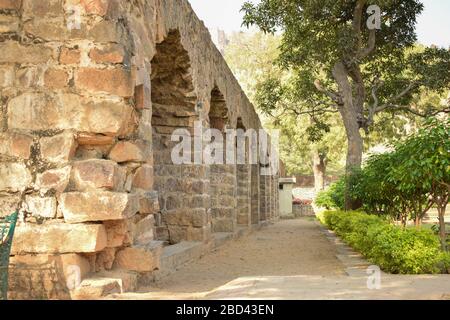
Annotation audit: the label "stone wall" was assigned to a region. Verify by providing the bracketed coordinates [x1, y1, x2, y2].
[0, 0, 280, 299]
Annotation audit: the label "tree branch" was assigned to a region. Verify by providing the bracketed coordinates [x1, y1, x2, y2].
[375, 83, 417, 113]
[314, 79, 343, 105]
[357, 29, 376, 60]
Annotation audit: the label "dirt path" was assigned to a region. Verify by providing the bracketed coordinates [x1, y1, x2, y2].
[114, 218, 346, 299]
[111, 218, 450, 300]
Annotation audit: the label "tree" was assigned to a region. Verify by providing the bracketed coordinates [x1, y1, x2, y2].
[225, 32, 347, 187]
[393, 119, 450, 250]
[242, 0, 450, 208]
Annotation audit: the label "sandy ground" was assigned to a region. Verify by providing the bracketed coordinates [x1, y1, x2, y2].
[112, 218, 450, 300]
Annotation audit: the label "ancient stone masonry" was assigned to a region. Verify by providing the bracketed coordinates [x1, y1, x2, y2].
[0, 0, 280, 299]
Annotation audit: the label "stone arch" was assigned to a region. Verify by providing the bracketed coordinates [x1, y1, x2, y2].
[151, 30, 210, 244]
[207, 86, 236, 232]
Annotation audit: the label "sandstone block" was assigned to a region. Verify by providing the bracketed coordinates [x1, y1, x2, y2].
[0, 14, 20, 33]
[72, 278, 121, 300]
[76, 133, 115, 146]
[25, 195, 57, 218]
[132, 165, 153, 191]
[95, 247, 116, 271]
[138, 191, 159, 214]
[11, 222, 107, 254]
[7, 93, 136, 136]
[71, 159, 125, 191]
[104, 219, 129, 248]
[0, 0, 20, 10]
[0, 41, 52, 64]
[108, 140, 150, 163]
[44, 68, 69, 89]
[0, 132, 33, 159]
[59, 47, 81, 64]
[0, 194, 21, 217]
[60, 192, 138, 223]
[40, 132, 77, 163]
[9, 253, 91, 300]
[80, 0, 109, 16]
[0, 65, 14, 87]
[0, 163, 32, 192]
[22, 0, 64, 18]
[75, 67, 134, 97]
[133, 215, 155, 245]
[36, 167, 71, 194]
[114, 242, 163, 272]
[97, 270, 138, 293]
[89, 44, 125, 64]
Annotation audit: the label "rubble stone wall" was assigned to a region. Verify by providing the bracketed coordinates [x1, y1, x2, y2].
[0, 0, 279, 299]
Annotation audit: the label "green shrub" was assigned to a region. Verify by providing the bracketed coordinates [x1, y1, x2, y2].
[315, 179, 346, 210]
[322, 210, 450, 274]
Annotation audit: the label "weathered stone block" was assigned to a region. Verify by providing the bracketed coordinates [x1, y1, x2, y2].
[138, 191, 159, 214]
[25, 195, 57, 218]
[0, 65, 14, 87]
[44, 68, 69, 89]
[104, 219, 129, 248]
[59, 192, 138, 223]
[0, 14, 20, 33]
[9, 253, 91, 300]
[11, 223, 107, 254]
[76, 133, 115, 146]
[71, 159, 125, 191]
[109, 140, 150, 163]
[95, 247, 116, 271]
[7, 93, 136, 136]
[89, 44, 125, 64]
[72, 278, 121, 300]
[132, 165, 153, 191]
[0, 194, 21, 217]
[0, 41, 52, 64]
[36, 167, 71, 194]
[0, 163, 32, 192]
[114, 242, 163, 272]
[40, 132, 77, 163]
[80, 0, 109, 16]
[0, 132, 33, 159]
[59, 47, 81, 64]
[133, 215, 155, 245]
[23, 0, 64, 18]
[75, 67, 134, 97]
[0, 0, 20, 10]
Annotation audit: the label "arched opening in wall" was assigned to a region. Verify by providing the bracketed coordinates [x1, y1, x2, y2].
[259, 164, 268, 222]
[208, 86, 236, 233]
[235, 117, 251, 226]
[151, 30, 210, 244]
[250, 158, 260, 225]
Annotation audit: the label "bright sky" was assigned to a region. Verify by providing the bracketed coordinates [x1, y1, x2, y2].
[188, 0, 450, 48]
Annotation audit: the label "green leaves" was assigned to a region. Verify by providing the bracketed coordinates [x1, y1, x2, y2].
[323, 210, 450, 274]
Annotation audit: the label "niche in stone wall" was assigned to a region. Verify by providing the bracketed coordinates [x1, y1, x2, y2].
[235, 117, 251, 226]
[207, 86, 236, 233]
[151, 30, 210, 244]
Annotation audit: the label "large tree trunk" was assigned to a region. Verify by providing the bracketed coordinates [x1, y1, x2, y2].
[332, 61, 364, 210]
[312, 149, 326, 192]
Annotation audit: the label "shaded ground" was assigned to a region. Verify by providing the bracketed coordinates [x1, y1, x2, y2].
[112, 218, 450, 300]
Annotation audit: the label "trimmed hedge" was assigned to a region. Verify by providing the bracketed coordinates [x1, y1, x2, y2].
[322, 210, 450, 274]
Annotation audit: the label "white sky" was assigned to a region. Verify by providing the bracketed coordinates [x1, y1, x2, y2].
[188, 0, 450, 48]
